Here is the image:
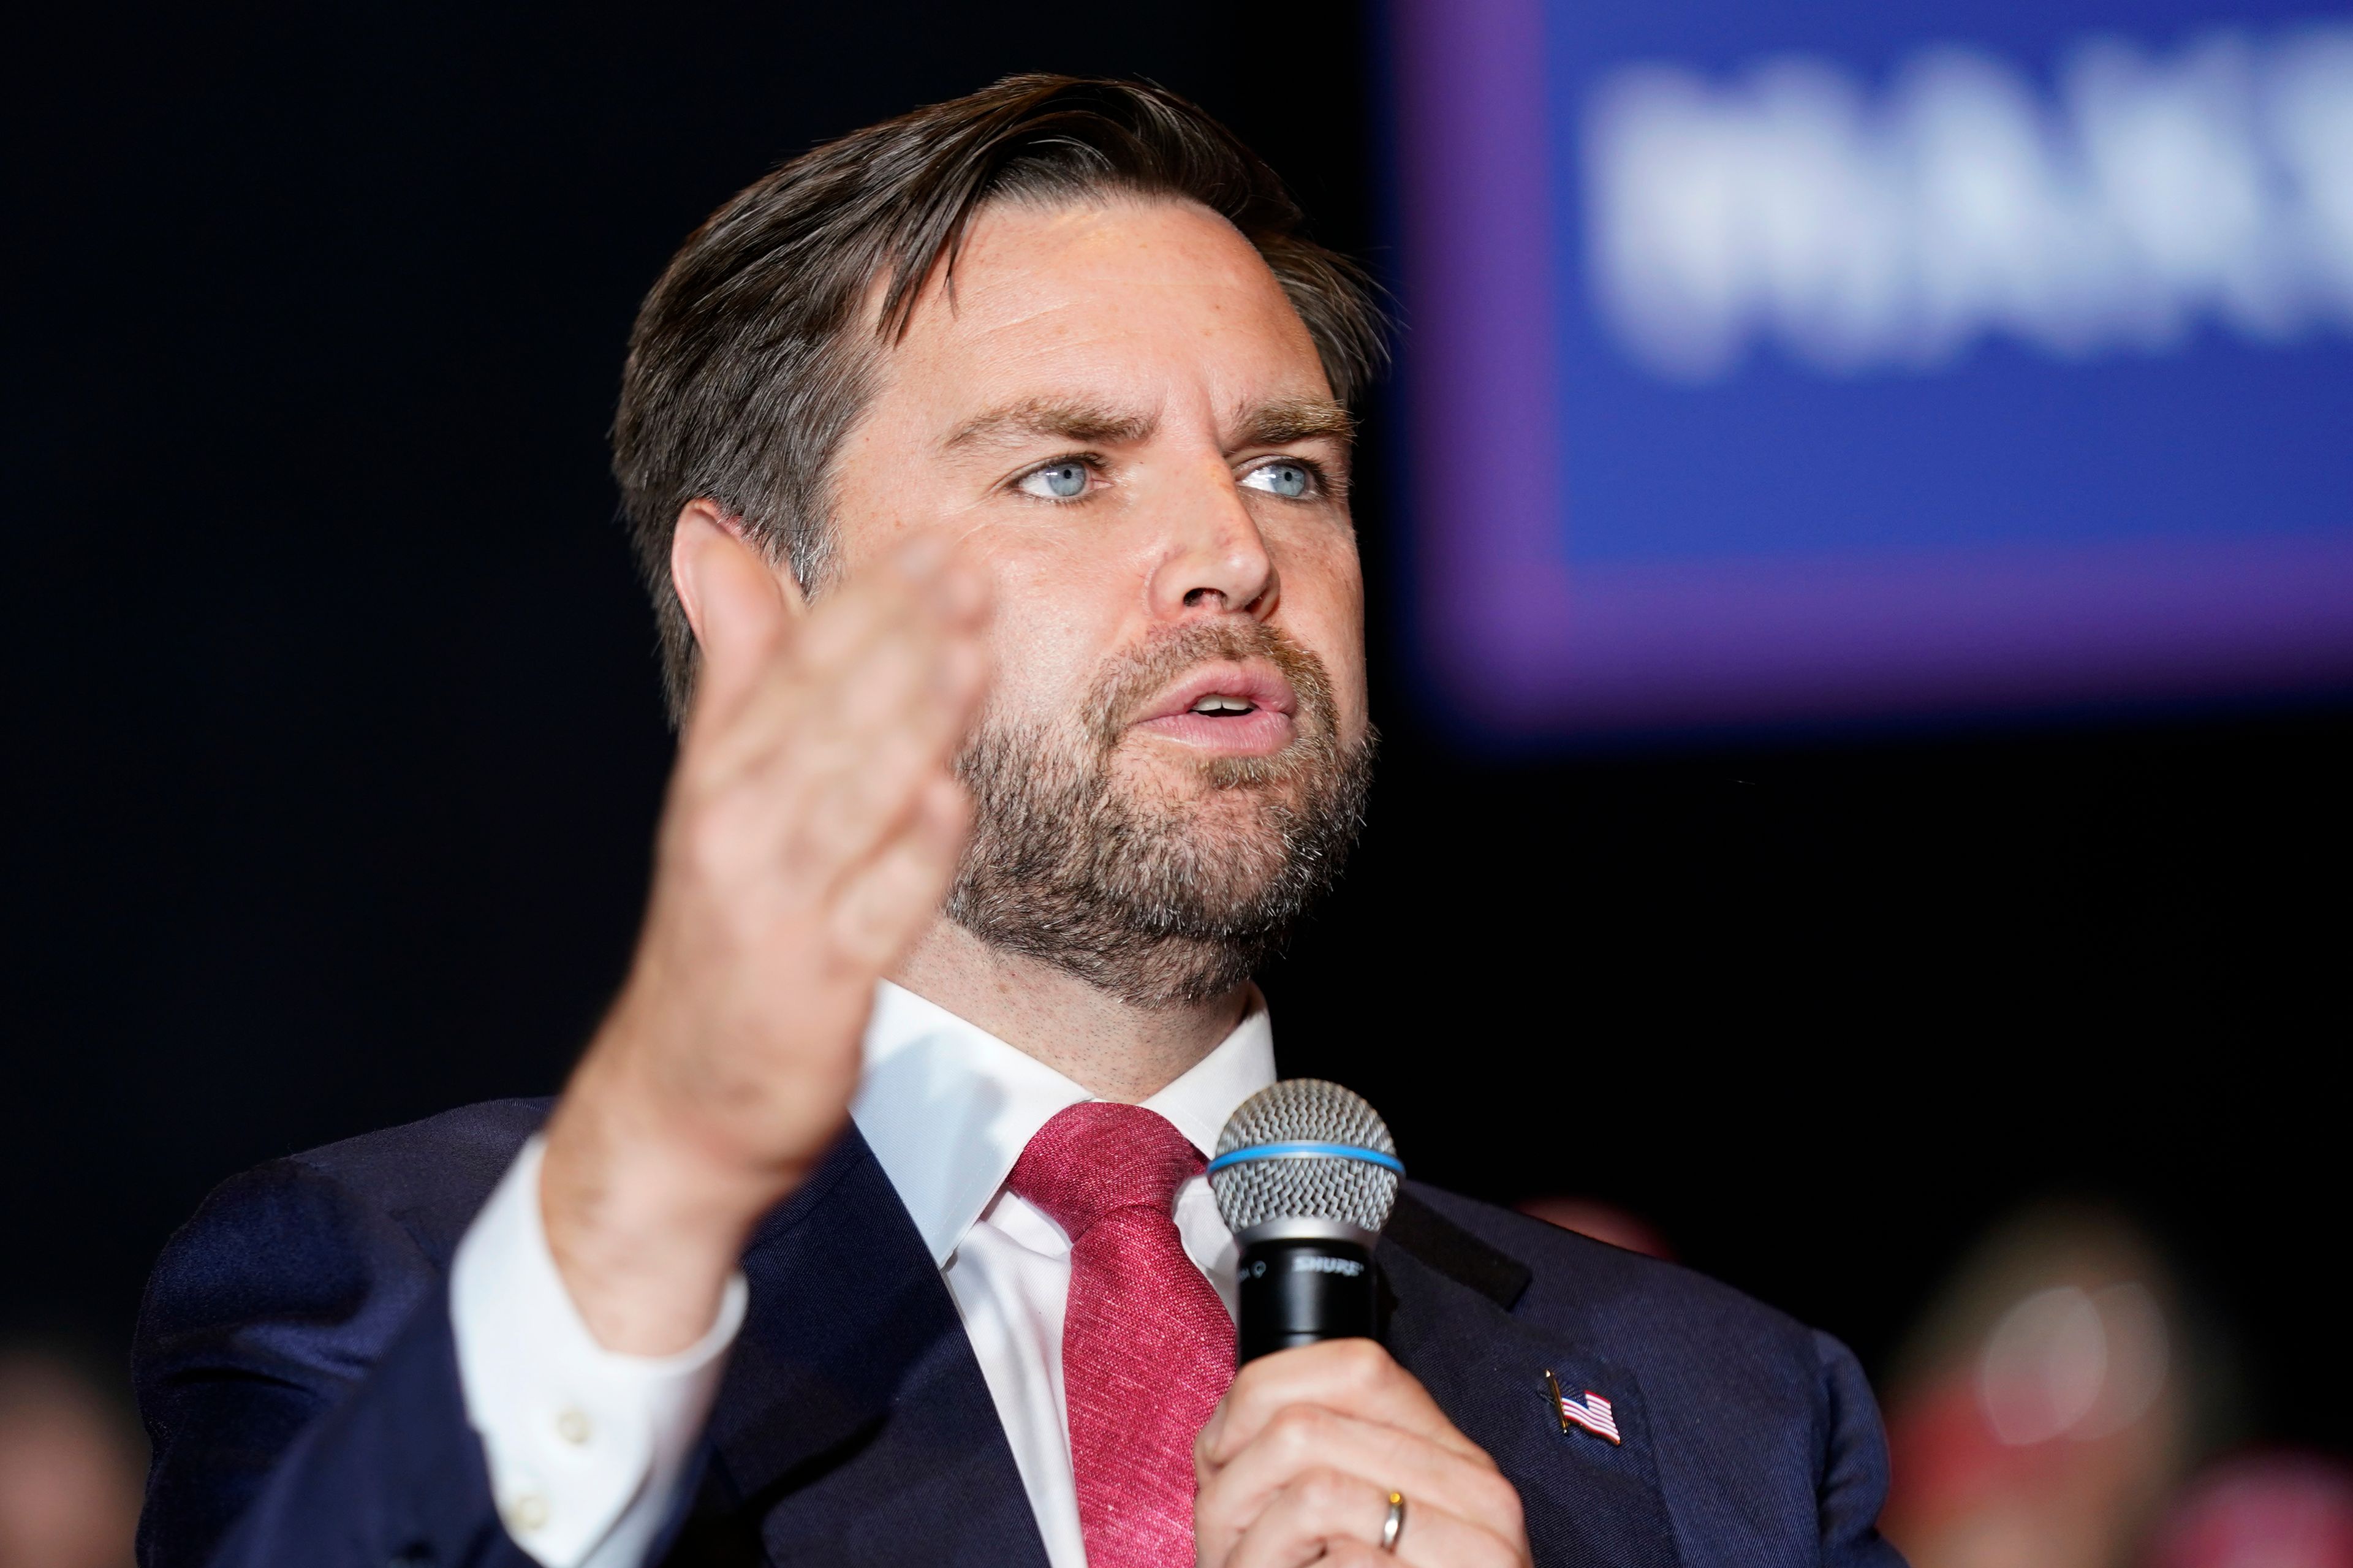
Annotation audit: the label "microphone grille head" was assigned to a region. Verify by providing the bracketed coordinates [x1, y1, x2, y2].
[1211, 1078, 1400, 1238]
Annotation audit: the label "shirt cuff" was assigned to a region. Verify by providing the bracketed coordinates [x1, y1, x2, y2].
[449, 1134, 748, 1568]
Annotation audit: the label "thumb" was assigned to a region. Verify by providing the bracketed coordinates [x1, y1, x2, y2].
[677, 521, 789, 727]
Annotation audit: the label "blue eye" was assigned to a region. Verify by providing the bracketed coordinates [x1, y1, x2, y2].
[1243, 461, 1313, 499]
[1022, 461, 1089, 500]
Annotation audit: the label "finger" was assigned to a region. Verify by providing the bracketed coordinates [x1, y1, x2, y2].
[1196, 1407, 1523, 1561]
[702, 539, 985, 792]
[1303, 1547, 1386, 1568]
[798, 605, 979, 781]
[746, 539, 985, 863]
[783, 630, 987, 884]
[824, 774, 971, 969]
[1215, 1467, 1521, 1568]
[792, 531, 982, 673]
[1202, 1340, 1485, 1469]
[1312, 1542, 1499, 1568]
[1199, 1404, 1521, 1534]
[795, 543, 987, 749]
[694, 562, 928, 786]
[676, 523, 791, 737]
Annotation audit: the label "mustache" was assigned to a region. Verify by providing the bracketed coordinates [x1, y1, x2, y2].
[945, 613, 1376, 1007]
[1080, 619, 1339, 753]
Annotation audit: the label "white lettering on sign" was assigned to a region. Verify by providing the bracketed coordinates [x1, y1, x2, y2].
[1585, 23, 2353, 378]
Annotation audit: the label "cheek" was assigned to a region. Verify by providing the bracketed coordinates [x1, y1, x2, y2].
[1274, 529, 1370, 713]
[1328, 633, 1373, 746]
[1277, 517, 1364, 613]
[977, 572, 1106, 727]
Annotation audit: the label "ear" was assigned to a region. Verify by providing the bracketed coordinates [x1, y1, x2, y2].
[669, 500, 808, 648]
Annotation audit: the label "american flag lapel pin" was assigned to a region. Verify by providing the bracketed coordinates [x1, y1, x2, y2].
[1544, 1369, 1623, 1445]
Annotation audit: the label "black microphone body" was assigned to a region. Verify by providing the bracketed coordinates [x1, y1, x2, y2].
[1235, 1226, 1376, 1363]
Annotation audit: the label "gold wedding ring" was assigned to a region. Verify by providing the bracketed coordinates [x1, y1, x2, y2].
[1381, 1490, 1407, 1553]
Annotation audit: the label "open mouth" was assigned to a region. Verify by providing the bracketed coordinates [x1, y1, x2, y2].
[1129, 661, 1301, 757]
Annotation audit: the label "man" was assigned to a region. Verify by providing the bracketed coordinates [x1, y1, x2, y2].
[134, 76, 1902, 1568]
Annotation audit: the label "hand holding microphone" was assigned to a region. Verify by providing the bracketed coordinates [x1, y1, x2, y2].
[1194, 1083, 1532, 1567]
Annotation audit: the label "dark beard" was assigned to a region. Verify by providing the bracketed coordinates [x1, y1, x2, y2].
[945, 621, 1376, 1008]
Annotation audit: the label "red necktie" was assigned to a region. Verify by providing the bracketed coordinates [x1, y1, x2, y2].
[1008, 1102, 1237, 1567]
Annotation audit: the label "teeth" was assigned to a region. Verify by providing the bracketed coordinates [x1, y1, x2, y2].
[1191, 695, 1255, 714]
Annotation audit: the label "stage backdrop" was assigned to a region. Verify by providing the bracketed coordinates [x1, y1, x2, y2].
[1387, 0, 2353, 743]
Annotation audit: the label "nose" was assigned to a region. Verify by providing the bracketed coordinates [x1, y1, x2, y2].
[1146, 458, 1278, 623]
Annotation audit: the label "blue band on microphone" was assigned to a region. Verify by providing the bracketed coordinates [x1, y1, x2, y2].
[1205, 1142, 1406, 1177]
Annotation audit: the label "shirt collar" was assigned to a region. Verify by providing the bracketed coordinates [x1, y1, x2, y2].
[850, 979, 1276, 1267]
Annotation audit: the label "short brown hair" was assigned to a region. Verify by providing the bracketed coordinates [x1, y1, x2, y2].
[611, 74, 1389, 720]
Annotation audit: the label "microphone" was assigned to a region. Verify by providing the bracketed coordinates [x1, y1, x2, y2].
[1208, 1080, 1403, 1365]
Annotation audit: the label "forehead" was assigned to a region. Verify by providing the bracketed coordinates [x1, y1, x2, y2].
[876, 196, 1331, 424]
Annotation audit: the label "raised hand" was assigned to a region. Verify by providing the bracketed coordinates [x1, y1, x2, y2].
[539, 509, 990, 1354]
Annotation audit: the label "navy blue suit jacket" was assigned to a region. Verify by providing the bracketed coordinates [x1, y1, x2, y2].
[135, 1097, 1904, 1568]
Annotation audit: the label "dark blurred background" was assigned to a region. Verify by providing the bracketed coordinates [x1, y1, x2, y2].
[5, 4, 2348, 1565]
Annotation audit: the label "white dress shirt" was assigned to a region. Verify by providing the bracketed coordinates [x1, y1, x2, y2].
[449, 980, 1276, 1568]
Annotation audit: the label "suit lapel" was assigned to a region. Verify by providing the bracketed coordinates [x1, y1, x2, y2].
[671, 1129, 1051, 1568]
[1381, 1192, 1684, 1568]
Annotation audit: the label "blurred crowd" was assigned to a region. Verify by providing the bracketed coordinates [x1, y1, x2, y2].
[1522, 1197, 2353, 1568]
[5, 1201, 2346, 1567]
[0, 1350, 140, 1568]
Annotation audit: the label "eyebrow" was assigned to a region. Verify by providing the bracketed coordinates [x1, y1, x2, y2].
[941, 393, 1357, 458]
[1234, 396, 1355, 450]
[943, 397, 1158, 453]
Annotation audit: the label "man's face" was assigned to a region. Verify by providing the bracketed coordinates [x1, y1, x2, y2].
[825, 196, 1374, 1003]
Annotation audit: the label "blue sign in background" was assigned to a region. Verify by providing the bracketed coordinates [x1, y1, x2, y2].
[1547, 0, 2353, 567]
[1389, 0, 2353, 743]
